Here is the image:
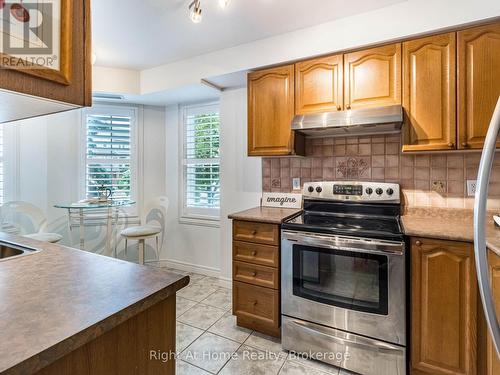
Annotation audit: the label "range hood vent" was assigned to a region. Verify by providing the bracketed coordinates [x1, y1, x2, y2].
[291, 105, 403, 137]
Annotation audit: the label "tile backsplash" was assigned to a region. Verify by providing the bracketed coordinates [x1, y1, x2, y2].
[262, 134, 500, 209]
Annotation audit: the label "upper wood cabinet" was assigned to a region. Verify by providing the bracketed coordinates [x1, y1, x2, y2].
[248, 65, 304, 156]
[402, 33, 457, 152]
[411, 237, 477, 375]
[344, 44, 402, 110]
[0, 0, 92, 120]
[295, 54, 343, 114]
[458, 23, 500, 150]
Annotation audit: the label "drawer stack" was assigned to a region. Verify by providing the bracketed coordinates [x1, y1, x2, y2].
[232, 220, 281, 337]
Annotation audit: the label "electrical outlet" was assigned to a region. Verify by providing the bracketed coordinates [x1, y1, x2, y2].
[467, 180, 477, 197]
[292, 178, 301, 191]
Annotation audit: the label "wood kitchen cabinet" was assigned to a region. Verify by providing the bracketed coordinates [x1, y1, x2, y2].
[477, 250, 500, 375]
[402, 33, 457, 152]
[458, 23, 500, 150]
[344, 43, 402, 110]
[247, 65, 304, 156]
[0, 0, 92, 108]
[232, 220, 281, 337]
[295, 54, 344, 114]
[411, 237, 477, 375]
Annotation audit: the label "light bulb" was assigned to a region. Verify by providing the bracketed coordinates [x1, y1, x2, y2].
[189, 0, 202, 23]
[218, 0, 231, 9]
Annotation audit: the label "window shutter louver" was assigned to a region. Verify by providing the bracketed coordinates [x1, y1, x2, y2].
[183, 105, 220, 217]
[85, 114, 132, 200]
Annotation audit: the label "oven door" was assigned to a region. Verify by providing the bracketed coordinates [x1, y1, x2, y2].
[281, 230, 406, 345]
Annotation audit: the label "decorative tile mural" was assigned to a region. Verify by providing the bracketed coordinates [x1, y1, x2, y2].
[262, 134, 500, 209]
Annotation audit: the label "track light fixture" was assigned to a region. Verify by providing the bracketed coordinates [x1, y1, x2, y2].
[188, 0, 231, 23]
[188, 0, 202, 23]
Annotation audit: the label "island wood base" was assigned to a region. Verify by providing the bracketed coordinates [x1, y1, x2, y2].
[36, 295, 176, 375]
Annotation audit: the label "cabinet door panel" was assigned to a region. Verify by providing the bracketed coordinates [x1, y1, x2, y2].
[486, 250, 500, 375]
[0, 0, 91, 106]
[411, 238, 477, 375]
[458, 23, 500, 150]
[248, 65, 298, 156]
[402, 33, 456, 152]
[344, 44, 401, 109]
[295, 54, 343, 114]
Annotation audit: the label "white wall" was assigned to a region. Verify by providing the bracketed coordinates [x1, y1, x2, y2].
[163, 105, 221, 276]
[219, 88, 262, 282]
[162, 88, 261, 282]
[2, 105, 166, 258]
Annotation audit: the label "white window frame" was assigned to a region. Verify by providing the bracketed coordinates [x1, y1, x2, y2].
[80, 105, 139, 214]
[179, 102, 220, 227]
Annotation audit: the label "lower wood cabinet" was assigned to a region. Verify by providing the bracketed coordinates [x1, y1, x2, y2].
[478, 250, 500, 375]
[233, 281, 280, 337]
[411, 237, 477, 375]
[232, 220, 281, 337]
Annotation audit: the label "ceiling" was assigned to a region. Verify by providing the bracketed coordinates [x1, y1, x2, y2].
[92, 0, 403, 70]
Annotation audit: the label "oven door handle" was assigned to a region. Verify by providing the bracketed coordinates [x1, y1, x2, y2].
[282, 230, 404, 255]
[290, 319, 404, 355]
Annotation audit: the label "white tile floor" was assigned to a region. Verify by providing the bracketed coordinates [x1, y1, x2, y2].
[152, 264, 356, 375]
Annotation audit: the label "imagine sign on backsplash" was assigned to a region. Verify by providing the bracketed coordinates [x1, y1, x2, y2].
[262, 135, 500, 209]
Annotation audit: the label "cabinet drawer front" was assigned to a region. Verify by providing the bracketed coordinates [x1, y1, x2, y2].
[233, 220, 279, 245]
[233, 241, 279, 268]
[233, 281, 279, 328]
[233, 261, 279, 289]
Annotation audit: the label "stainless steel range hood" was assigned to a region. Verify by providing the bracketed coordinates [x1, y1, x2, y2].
[291, 105, 403, 137]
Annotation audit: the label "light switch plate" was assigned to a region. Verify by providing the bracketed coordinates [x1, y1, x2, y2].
[467, 180, 477, 197]
[292, 178, 301, 191]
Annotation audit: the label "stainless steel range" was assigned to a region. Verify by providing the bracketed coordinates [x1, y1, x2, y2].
[281, 181, 406, 375]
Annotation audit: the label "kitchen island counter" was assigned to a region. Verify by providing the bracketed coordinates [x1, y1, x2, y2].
[0, 233, 188, 374]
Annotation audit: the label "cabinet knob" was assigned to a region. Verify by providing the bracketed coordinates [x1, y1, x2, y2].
[415, 240, 422, 246]
[251, 272, 257, 277]
[251, 230, 257, 235]
[251, 251, 257, 256]
[252, 300, 258, 306]
[346, 105, 351, 110]
[448, 143, 454, 148]
[461, 142, 468, 148]
[337, 105, 342, 111]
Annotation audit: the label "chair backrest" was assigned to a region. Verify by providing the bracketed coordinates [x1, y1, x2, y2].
[1, 201, 48, 235]
[141, 196, 169, 228]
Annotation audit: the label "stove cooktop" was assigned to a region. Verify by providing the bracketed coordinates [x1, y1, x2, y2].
[282, 211, 403, 241]
[282, 181, 404, 241]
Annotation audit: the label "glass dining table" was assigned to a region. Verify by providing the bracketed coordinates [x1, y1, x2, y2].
[54, 200, 135, 256]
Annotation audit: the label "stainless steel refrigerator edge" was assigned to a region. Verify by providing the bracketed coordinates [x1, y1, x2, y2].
[474, 96, 500, 359]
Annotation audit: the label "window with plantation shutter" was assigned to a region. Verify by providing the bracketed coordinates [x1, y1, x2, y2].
[83, 107, 136, 201]
[181, 103, 220, 223]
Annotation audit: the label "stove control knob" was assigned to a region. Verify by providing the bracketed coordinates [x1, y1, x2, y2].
[316, 186, 323, 193]
[365, 187, 373, 195]
[375, 188, 383, 195]
[386, 188, 394, 196]
[307, 186, 314, 193]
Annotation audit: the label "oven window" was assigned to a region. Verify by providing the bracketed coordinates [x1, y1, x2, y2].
[292, 245, 388, 315]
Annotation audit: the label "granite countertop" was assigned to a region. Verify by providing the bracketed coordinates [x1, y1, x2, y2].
[401, 207, 500, 256]
[0, 233, 189, 374]
[228, 206, 302, 224]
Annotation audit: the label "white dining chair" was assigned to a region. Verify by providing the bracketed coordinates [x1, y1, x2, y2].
[120, 196, 169, 265]
[1, 201, 63, 243]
